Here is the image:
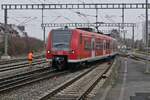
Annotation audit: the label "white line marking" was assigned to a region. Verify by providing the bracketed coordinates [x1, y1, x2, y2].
[124, 60, 127, 73]
[118, 58, 128, 100]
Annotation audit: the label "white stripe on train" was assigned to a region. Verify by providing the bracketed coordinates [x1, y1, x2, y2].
[46, 52, 117, 63]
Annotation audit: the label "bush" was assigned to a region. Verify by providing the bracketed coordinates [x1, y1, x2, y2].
[0, 36, 44, 56]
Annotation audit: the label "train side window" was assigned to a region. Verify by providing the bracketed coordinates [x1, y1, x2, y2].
[80, 33, 82, 44]
[92, 41, 94, 50]
[106, 42, 108, 49]
[84, 40, 91, 50]
[106, 42, 110, 49]
[96, 41, 103, 50]
[111, 41, 113, 50]
[103, 41, 106, 50]
[96, 42, 99, 50]
[100, 42, 103, 50]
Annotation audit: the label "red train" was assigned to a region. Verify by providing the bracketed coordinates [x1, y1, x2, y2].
[46, 28, 118, 70]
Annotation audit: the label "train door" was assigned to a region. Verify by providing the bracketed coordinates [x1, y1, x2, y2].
[91, 37, 95, 57]
[103, 40, 106, 55]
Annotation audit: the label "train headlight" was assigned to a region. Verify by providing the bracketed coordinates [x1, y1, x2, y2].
[69, 50, 75, 54]
[47, 50, 51, 54]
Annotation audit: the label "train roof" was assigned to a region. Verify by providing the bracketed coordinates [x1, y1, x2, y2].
[75, 28, 115, 40]
[50, 27, 116, 40]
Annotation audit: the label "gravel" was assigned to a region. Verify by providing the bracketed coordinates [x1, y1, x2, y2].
[0, 67, 89, 100]
[0, 62, 48, 79]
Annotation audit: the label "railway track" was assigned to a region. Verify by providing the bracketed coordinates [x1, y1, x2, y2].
[0, 67, 69, 93]
[130, 55, 141, 61]
[0, 58, 46, 72]
[134, 55, 150, 61]
[119, 52, 150, 61]
[0, 54, 44, 65]
[129, 54, 150, 61]
[39, 61, 113, 100]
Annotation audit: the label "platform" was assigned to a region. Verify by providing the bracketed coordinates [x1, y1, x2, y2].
[92, 57, 150, 100]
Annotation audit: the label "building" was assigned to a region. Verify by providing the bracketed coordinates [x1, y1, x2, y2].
[10, 24, 25, 37]
[0, 23, 26, 43]
[110, 29, 120, 40]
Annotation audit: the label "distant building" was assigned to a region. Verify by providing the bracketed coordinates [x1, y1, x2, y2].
[110, 29, 121, 41]
[0, 23, 26, 43]
[10, 24, 25, 37]
[142, 21, 150, 47]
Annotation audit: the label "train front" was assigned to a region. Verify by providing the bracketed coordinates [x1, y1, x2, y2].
[46, 28, 76, 70]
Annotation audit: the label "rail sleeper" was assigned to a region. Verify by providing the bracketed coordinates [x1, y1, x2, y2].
[50, 63, 109, 100]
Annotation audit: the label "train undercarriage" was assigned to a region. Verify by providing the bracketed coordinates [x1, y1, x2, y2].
[50, 54, 116, 71]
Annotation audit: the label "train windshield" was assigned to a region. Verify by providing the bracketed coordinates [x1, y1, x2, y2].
[52, 30, 72, 50]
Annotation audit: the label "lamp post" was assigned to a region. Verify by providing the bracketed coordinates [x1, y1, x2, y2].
[1, 9, 11, 59]
[145, 0, 149, 73]
[41, 3, 46, 48]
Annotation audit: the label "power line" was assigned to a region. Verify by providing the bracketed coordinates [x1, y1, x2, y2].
[29, 0, 37, 3]
[38, 0, 45, 3]
[18, 17, 38, 25]
[78, 0, 85, 3]
[7, 17, 21, 24]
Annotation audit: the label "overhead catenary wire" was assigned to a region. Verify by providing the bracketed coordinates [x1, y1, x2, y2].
[1, 1, 146, 44]
[29, 0, 37, 4]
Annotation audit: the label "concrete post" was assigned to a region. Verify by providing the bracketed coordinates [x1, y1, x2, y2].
[1, 9, 10, 59]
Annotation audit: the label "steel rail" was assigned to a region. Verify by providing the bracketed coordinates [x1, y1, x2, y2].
[130, 54, 150, 61]
[0, 54, 44, 65]
[38, 62, 113, 100]
[0, 67, 51, 85]
[0, 68, 69, 93]
[0, 58, 46, 72]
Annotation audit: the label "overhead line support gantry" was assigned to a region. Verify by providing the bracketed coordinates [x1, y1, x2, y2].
[1, 3, 149, 59]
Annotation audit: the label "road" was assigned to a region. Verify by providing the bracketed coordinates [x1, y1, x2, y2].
[93, 57, 150, 100]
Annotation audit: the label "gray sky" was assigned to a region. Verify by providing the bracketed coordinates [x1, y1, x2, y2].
[0, 0, 147, 40]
